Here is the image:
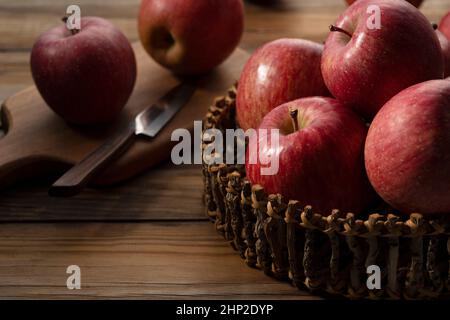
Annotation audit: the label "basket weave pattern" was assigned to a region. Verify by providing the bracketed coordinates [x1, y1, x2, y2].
[201, 84, 450, 299]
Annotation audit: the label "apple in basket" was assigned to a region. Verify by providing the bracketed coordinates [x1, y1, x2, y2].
[138, 0, 244, 75]
[236, 38, 330, 130]
[246, 97, 375, 214]
[365, 80, 450, 215]
[31, 17, 136, 125]
[322, 0, 443, 120]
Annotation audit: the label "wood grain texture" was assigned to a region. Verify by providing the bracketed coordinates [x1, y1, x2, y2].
[0, 0, 449, 300]
[0, 222, 320, 299]
[0, 163, 206, 222]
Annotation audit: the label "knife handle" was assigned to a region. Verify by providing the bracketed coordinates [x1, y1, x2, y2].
[49, 125, 136, 197]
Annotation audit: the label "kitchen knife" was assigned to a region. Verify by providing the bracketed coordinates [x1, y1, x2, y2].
[48, 82, 196, 197]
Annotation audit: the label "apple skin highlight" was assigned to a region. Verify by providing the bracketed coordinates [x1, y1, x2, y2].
[246, 97, 376, 215]
[345, 0, 423, 7]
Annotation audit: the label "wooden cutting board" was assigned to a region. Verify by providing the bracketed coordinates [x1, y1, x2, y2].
[0, 42, 249, 188]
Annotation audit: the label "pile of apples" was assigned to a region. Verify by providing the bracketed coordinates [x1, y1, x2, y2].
[240, 0, 450, 216]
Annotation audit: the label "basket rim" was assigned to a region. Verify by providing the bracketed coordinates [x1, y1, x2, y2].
[201, 84, 450, 238]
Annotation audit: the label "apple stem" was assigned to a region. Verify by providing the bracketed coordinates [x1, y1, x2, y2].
[432, 23, 438, 30]
[62, 15, 80, 35]
[289, 108, 299, 132]
[329, 25, 352, 38]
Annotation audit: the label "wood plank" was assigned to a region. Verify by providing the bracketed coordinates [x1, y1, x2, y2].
[0, 0, 448, 301]
[0, 221, 318, 299]
[0, 163, 206, 221]
[0, 52, 33, 101]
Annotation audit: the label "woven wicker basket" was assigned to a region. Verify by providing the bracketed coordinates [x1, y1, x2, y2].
[201, 84, 450, 300]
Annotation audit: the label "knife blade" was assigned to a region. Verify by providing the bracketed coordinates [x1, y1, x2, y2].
[48, 82, 196, 197]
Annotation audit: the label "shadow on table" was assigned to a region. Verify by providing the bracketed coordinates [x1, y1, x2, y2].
[0, 162, 206, 222]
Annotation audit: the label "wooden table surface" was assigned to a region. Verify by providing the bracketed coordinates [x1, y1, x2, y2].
[0, 0, 448, 299]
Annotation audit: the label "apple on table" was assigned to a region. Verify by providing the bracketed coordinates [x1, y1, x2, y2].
[31, 17, 136, 125]
[236, 39, 329, 131]
[365, 79, 450, 215]
[246, 97, 375, 214]
[138, 0, 244, 75]
[322, 0, 443, 120]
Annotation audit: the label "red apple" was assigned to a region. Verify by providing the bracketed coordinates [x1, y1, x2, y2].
[365, 80, 450, 215]
[138, 0, 244, 75]
[236, 39, 330, 130]
[439, 12, 450, 40]
[31, 17, 136, 125]
[322, 0, 444, 120]
[436, 29, 450, 77]
[345, 0, 423, 7]
[246, 97, 375, 214]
